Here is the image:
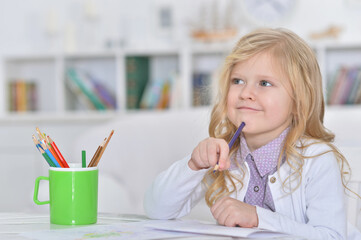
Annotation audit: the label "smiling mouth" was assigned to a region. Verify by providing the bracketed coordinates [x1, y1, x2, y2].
[238, 107, 260, 111]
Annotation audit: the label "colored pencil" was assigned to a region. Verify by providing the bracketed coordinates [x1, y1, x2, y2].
[32, 135, 44, 151]
[213, 122, 245, 173]
[40, 141, 61, 168]
[32, 135, 55, 167]
[47, 136, 69, 168]
[93, 130, 114, 167]
[82, 150, 86, 168]
[41, 147, 56, 167]
[88, 138, 106, 167]
[36, 127, 45, 141]
[44, 138, 64, 168]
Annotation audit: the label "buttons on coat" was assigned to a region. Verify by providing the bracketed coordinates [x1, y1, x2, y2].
[254, 186, 259, 192]
[270, 177, 276, 183]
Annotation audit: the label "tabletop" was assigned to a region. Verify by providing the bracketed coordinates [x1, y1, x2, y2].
[0, 212, 305, 240]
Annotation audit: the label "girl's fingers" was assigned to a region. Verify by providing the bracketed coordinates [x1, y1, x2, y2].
[217, 140, 230, 170]
[190, 138, 231, 170]
[211, 197, 225, 218]
[207, 141, 219, 167]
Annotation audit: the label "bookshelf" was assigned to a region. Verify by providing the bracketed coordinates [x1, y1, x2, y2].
[1, 42, 361, 121]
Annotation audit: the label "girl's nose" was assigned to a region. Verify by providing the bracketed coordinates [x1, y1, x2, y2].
[239, 84, 256, 101]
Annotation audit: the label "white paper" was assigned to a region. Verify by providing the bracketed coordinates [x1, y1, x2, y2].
[20, 220, 197, 240]
[146, 219, 289, 238]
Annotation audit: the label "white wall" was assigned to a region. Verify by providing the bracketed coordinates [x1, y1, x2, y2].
[1, 0, 361, 56]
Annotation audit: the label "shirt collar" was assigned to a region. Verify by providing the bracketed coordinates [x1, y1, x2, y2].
[240, 128, 289, 177]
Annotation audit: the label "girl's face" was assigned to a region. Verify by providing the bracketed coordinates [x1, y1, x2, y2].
[227, 52, 293, 150]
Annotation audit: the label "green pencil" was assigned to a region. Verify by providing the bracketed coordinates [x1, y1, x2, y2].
[82, 150, 86, 168]
[42, 149, 56, 167]
[33, 134, 56, 167]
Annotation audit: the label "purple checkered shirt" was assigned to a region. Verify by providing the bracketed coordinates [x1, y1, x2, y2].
[235, 128, 289, 211]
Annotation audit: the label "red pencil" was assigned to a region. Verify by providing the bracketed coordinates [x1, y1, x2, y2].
[48, 136, 70, 168]
[47, 143, 65, 168]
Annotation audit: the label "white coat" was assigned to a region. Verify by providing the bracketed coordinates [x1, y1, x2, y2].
[144, 141, 361, 239]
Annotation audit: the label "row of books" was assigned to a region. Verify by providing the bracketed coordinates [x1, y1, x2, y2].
[193, 72, 212, 106]
[126, 56, 177, 110]
[126, 56, 214, 109]
[66, 68, 117, 110]
[8, 80, 37, 112]
[327, 67, 361, 105]
[126, 57, 150, 109]
[8, 60, 213, 113]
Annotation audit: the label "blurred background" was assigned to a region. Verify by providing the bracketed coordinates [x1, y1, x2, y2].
[0, 0, 361, 224]
[1, 0, 361, 55]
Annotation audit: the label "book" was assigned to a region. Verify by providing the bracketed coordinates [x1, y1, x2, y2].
[16, 81, 27, 111]
[156, 80, 171, 109]
[354, 74, 361, 104]
[7, 80, 38, 112]
[328, 67, 348, 105]
[87, 74, 117, 109]
[8, 82, 15, 112]
[126, 56, 150, 109]
[347, 69, 361, 104]
[26, 82, 38, 111]
[66, 68, 107, 110]
[140, 79, 163, 109]
[192, 72, 212, 106]
[65, 72, 96, 110]
[169, 74, 183, 109]
[328, 67, 361, 105]
[338, 68, 358, 104]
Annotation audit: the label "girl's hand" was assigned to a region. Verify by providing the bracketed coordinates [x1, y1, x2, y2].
[211, 197, 259, 228]
[188, 137, 230, 171]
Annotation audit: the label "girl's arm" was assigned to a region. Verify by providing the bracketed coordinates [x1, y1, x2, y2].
[144, 155, 208, 219]
[144, 137, 230, 219]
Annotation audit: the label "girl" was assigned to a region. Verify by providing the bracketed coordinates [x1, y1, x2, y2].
[144, 28, 360, 239]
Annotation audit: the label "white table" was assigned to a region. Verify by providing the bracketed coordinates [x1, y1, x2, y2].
[0, 212, 304, 240]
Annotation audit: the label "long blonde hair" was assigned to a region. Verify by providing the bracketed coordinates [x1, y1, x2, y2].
[204, 28, 352, 207]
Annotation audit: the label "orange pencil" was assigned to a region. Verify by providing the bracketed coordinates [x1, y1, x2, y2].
[48, 136, 70, 168]
[48, 144, 64, 168]
[41, 135, 64, 168]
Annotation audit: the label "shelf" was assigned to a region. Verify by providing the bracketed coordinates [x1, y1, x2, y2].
[2, 42, 361, 121]
[0, 111, 118, 123]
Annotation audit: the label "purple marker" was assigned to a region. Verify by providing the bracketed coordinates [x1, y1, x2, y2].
[213, 122, 245, 172]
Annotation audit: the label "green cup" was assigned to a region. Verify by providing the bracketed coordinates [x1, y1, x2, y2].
[33, 167, 98, 225]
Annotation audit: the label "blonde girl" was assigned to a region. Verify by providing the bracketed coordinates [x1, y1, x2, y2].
[144, 28, 360, 239]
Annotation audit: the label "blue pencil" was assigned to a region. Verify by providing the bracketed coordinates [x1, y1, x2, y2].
[44, 148, 61, 167]
[213, 122, 246, 172]
[40, 141, 61, 167]
[32, 135, 55, 167]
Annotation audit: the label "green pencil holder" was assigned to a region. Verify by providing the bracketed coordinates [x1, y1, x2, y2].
[33, 167, 99, 225]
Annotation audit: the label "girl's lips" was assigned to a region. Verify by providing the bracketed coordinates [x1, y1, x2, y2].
[238, 106, 260, 111]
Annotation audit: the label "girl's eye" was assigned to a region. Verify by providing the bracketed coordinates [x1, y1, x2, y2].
[260, 80, 272, 87]
[232, 78, 245, 85]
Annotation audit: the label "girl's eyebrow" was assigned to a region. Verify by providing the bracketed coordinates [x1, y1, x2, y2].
[230, 72, 279, 81]
[256, 74, 278, 81]
[230, 72, 245, 78]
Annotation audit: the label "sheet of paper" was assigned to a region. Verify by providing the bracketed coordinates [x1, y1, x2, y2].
[19, 220, 198, 240]
[146, 219, 288, 238]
